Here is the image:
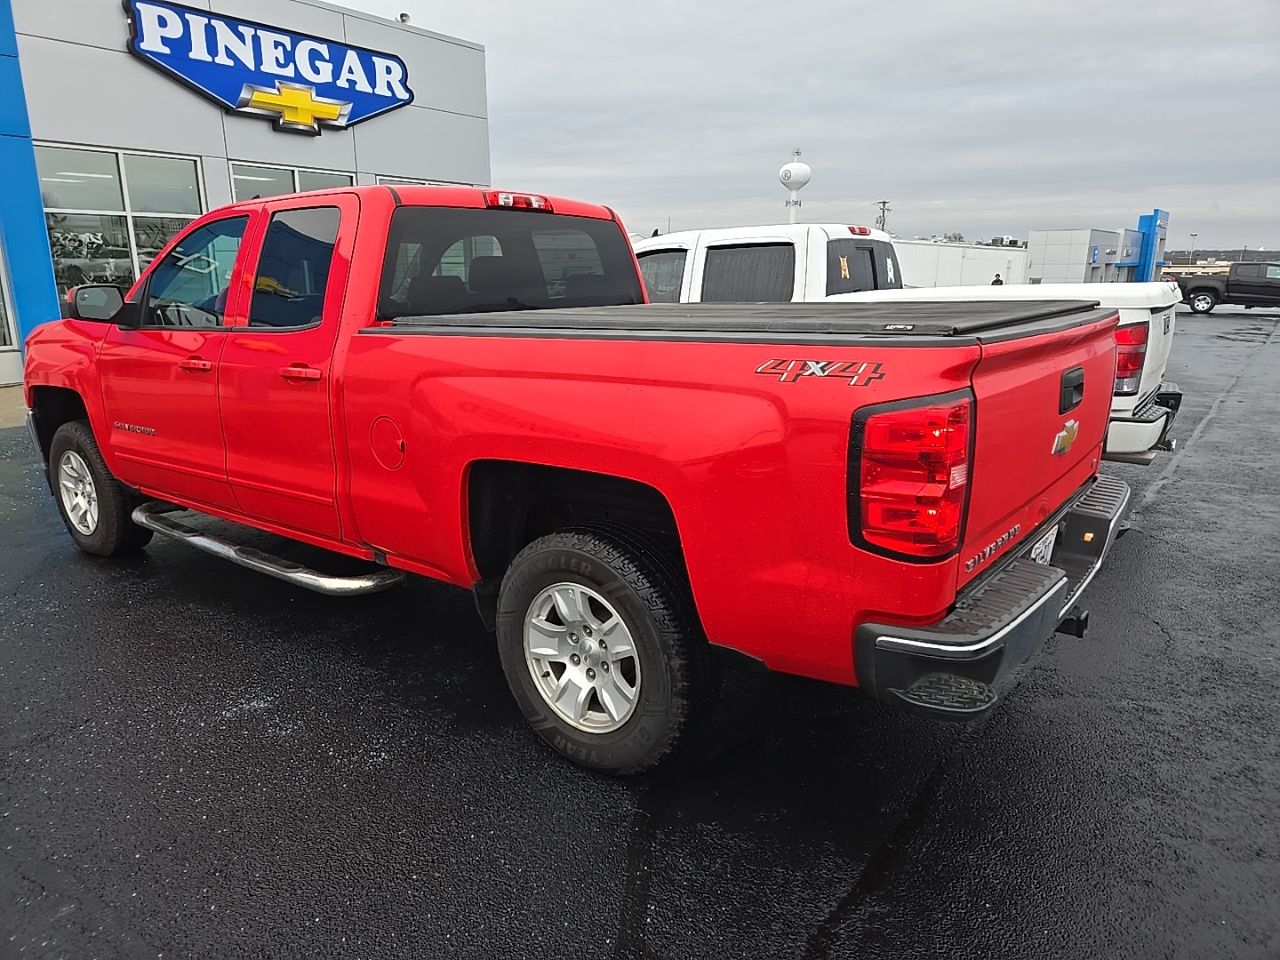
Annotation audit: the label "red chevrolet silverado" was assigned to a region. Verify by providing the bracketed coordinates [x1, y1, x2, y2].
[24, 186, 1130, 773]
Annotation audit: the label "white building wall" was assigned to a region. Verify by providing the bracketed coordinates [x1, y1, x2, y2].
[892, 240, 1029, 288]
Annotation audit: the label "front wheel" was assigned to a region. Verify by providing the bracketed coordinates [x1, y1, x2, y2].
[1189, 291, 1217, 314]
[48, 421, 153, 557]
[495, 525, 716, 774]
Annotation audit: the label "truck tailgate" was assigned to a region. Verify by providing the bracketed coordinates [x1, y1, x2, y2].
[958, 311, 1119, 589]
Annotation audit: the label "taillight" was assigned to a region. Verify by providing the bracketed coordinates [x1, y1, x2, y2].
[848, 225, 872, 236]
[484, 191, 554, 212]
[851, 393, 972, 559]
[1114, 323, 1148, 396]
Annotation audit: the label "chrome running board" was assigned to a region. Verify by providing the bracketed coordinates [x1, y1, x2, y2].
[131, 502, 405, 597]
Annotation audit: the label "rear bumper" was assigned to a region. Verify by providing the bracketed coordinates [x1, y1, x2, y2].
[1104, 382, 1182, 464]
[855, 474, 1131, 720]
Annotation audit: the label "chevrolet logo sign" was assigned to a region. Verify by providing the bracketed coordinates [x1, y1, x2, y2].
[239, 82, 350, 135]
[125, 0, 414, 136]
[1051, 419, 1080, 457]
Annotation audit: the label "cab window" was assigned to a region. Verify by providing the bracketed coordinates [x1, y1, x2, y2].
[637, 249, 687, 303]
[143, 216, 248, 328]
[700, 243, 795, 302]
[249, 208, 341, 329]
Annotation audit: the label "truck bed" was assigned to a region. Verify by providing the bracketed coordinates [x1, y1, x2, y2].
[384, 300, 1110, 344]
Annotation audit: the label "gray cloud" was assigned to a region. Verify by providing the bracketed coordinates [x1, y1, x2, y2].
[348, 0, 1279, 248]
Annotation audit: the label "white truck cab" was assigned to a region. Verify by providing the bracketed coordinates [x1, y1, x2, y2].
[632, 224, 902, 303]
[837, 282, 1183, 464]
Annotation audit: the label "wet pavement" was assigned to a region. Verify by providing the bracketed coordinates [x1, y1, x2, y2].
[2, 309, 1279, 959]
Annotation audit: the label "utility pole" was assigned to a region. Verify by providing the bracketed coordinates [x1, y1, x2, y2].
[1188, 233, 1197, 265]
[874, 200, 892, 232]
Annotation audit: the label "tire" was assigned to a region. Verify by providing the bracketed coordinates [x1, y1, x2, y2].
[495, 524, 717, 775]
[1189, 290, 1217, 314]
[48, 420, 153, 557]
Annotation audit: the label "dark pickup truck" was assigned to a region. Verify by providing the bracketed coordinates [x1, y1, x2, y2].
[1176, 262, 1280, 314]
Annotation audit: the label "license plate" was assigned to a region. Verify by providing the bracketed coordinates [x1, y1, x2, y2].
[1030, 526, 1058, 565]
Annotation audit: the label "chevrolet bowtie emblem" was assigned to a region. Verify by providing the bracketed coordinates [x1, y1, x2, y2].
[238, 81, 351, 135]
[1052, 418, 1080, 457]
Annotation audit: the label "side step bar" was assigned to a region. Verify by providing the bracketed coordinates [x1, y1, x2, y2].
[131, 502, 405, 597]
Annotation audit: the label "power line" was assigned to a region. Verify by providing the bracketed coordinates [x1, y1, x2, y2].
[874, 200, 892, 232]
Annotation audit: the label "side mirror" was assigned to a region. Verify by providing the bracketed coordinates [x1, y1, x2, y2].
[66, 284, 125, 322]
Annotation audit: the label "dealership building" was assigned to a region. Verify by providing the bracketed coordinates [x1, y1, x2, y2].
[0, 0, 490, 384]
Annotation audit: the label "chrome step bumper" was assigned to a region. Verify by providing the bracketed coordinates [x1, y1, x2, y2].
[132, 502, 405, 597]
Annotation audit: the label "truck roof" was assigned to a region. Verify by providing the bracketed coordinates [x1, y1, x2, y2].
[220, 184, 620, 222]
[386, 300, 1112, 345]
[633, 223, 894, 252]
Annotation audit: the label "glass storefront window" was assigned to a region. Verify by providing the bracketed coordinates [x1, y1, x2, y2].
[38, 145, 207, 295]
[0, 243, 14, 349]
[36, 146, 124, 211]
[232, 164, 295, 200]
[133, 216, 197, 272]
[45, 213, 132, 295]
[123, 154, 201, 215]
[298, 170, 354, 192]
[377, 176, 427, 185]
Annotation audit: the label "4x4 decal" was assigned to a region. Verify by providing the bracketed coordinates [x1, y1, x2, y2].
[755, 359, 885, 387]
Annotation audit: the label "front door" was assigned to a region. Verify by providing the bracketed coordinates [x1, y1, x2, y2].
[217, 197, 354, 541]
[97, 214, 254, 510]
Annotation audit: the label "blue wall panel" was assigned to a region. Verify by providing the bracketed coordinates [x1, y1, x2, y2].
[0, 0, 60, 351]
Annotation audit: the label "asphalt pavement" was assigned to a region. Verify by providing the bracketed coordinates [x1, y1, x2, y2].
[2, 308, 1279, 959]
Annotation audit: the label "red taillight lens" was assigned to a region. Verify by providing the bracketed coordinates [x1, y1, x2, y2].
[484, 191, 554, 212]
[1114, 323, 1148, 396]
[855, 396, 972, 558]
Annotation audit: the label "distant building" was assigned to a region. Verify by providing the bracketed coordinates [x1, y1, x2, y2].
[893, 239, 1029, 287]
[1027, 210, 1168, 284]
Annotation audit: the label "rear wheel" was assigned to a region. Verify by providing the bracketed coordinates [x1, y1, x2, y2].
[1189, 291, 1217, 314]
[495, 525, 716, 774]
[48, 421, 153, 557]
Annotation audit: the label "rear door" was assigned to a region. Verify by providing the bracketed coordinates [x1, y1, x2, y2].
[97, 213, 255, 510]
[216, 196, 355, 540]
[957, 312, 1119, 589]
[1233, 263, 1280, 304]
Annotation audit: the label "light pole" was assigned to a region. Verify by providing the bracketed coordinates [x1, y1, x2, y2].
[1188, 233, 1197, 266]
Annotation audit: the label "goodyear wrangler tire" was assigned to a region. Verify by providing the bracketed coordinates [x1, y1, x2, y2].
[495, 524, 716, 775]
[48, 421, 153, 557]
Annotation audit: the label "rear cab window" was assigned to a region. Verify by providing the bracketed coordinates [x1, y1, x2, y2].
[826, 238, 903, 294]
[378, 207, 643, 317]
[700, 243, 795, 302]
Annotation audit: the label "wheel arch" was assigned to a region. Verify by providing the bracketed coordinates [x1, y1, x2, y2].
[28, 385, 92, 469]
[466, 460, 685, 625]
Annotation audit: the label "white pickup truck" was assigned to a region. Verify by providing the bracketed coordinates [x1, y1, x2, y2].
[632, 223, 902, 302]
[837, 282, 1183, 464]
[632, 223, 1180, 464]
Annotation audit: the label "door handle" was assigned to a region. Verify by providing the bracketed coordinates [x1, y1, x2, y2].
[279, 364, 323, 382]
[178, 357, 213, 372]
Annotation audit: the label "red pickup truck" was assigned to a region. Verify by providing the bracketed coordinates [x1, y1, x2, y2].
[24, 185, 1130, 773]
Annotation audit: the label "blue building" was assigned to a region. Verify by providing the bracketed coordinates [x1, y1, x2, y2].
[1026, 210, 1170, 286]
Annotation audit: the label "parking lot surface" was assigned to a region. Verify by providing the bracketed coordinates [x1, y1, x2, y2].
[3, 309, 1279, 959]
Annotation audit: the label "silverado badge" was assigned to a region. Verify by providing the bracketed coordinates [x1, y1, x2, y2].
[1051, 419, 1079, 457]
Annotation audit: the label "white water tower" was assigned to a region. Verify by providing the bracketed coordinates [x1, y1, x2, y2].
[778, 148, 811, 224]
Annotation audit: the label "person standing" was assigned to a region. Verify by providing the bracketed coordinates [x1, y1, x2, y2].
[991, 274, 1004, 285]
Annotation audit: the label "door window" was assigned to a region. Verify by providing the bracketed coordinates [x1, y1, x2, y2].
[1266, 266, 1280, 280]
[700, 243, 795, 302]
[143, 216, 248, 328]
[249, 207, 341, 329]
[637, 250, 687, 303]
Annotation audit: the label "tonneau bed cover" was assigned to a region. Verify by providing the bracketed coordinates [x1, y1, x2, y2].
[383, 300, 1112, 345]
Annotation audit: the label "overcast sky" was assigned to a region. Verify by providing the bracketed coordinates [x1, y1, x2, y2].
[346, 0, 1277, 249]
